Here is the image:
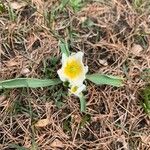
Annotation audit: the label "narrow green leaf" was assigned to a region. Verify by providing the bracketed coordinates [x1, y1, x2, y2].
[86, 74, 124, 87]
[0, 78, 62, 89]
[59, 40, 70, 57]
[8, 4, 16, 21]
[9, 144, 29, 150]
[60, 0, 69, 9]
[79, 94, 86, 112]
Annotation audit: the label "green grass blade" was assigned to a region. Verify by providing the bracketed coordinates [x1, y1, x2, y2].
[9, 144, 29, 150]
[8, 4, 16, 21]
[86, 74, 124, 87]
[59, 0, 69, 10]
[0, 78, 62, 89]
[59, 40, 70, 57]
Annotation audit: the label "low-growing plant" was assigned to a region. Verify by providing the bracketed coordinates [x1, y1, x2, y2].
[0, 40, 124, 112]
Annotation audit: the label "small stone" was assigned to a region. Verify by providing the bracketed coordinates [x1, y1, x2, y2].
[80, 16, 87, 23]
[21, 68, 30, 75]
[50, 139, 64, 148]
[131, 44, 143, 56]
[99, 59, 108, 66]
[34, 119, 49, 127]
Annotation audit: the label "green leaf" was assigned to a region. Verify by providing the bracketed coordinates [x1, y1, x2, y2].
[79, 94, 86, 112]
[59, 0, 69, 10]
[9, 144, 29, 150]
[86, 74, 124, 87]
[0, 78, 62, 89]
[59, 40, 70, 57]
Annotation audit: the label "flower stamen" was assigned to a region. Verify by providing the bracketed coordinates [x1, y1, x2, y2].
[64, 58, 83, 79]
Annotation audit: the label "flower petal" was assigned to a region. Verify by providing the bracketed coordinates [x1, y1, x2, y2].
[69, 84, 86, 97]
[84, 66, 88, 74]
[57, 69, 67, 82]
[69, 74, 86, 86]
[76, 84, 86, 95]
[73, 51, 84, 62]
[62, 53, 68, 64]
[57, 51, 88, 85]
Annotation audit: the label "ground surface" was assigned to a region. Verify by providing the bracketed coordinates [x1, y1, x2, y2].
[0, 0, 150, 150]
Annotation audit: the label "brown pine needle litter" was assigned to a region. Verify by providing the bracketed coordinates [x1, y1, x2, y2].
[0, 0, 150, 149]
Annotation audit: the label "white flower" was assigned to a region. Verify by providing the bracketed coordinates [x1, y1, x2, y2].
[69, 84, 86, 97]
[57, 52, 88, 86]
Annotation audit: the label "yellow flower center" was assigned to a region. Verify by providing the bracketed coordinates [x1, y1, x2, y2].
[71, 86, 78, 93]
[64, 58, 83, 79]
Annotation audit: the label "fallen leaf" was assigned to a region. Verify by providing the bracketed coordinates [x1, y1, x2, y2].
[10, 1, 26, 10]
[50, 139, 64, 148]
[6, 60, 18, 67]
[34, 118, 49, 127]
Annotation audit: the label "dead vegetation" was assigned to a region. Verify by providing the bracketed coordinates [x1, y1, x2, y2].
[0, 0, 150, 149]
